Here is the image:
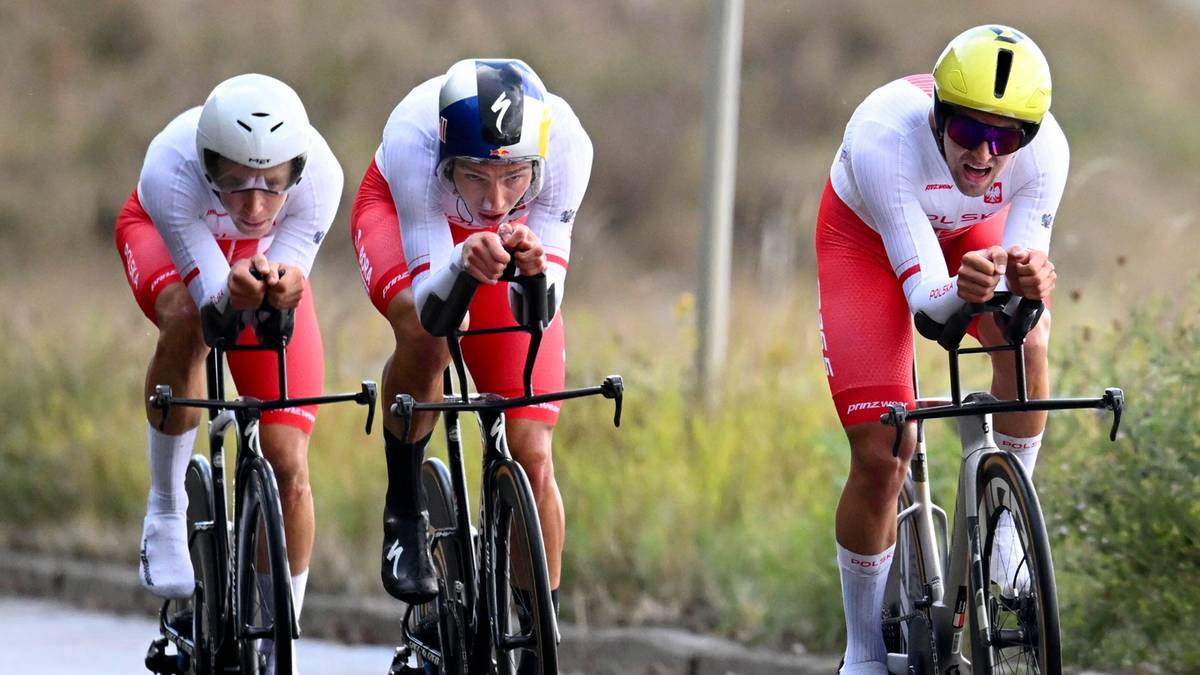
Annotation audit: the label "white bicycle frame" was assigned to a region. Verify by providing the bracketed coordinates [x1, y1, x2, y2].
[891, 393, 1006, 674]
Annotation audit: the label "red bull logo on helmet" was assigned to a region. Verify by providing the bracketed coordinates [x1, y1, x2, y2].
[489, 147, 511, 157]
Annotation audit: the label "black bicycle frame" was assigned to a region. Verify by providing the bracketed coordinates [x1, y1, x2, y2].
[391, 269, 623, 669]
[150, 338, 377, 665]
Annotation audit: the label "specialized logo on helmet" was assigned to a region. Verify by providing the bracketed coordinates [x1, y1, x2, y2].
[984, 182, 1003, 204]
[987, 25, 1027, 45]
[491, 91, 512, 134]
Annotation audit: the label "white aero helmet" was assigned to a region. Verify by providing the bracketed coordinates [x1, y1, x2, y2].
[436, 59, 551, 209]
[195, 73, 312, 193]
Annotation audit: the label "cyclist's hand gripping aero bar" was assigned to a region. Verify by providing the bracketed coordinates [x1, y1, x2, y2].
[200, 267, 296, 349]
[419, 259, 551, 338]
[913, 291, 1044, 352]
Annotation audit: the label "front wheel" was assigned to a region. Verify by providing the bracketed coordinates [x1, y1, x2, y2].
[969, 451, 1060, 674]
[235, 456, 294, 675]
[485, 460, 558, 675]
[882, 476, 936, 674]
[409, 458, 469, 675]
[184, 455, 224, 674]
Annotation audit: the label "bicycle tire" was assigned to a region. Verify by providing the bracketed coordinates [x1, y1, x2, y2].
[414, 457, 469, 675]
[969, 451, 1061, 674]
[486, 460, 557, 675]
[184, 455, 223, 674]
[882, 476, 937, 674]
[234, 456, 294, 675]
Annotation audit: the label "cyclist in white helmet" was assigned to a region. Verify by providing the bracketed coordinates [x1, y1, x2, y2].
[351, 58, 592, 673]
[114, 73, 343, 670]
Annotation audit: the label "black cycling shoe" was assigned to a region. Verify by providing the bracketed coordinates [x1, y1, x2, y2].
[381, 509, 438, 603]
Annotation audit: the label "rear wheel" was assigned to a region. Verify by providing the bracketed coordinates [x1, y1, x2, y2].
[486, 461, 557, 675]
[969, 452, 1060, 674]
[235, 457, 294, 675]
[184, 455, 224, 674]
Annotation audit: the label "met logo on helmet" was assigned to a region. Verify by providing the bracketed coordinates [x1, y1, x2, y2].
[988, 26, 1027, 45]
[248, 157, 270, 165]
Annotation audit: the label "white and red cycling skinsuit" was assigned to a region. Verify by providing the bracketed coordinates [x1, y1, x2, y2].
[351, 76, 593, 425]
[817, 74, 1068, 427]
[114, 107, 344, 433]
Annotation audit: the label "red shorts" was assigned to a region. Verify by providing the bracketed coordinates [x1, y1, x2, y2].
[114, 189, 325, 433]
[816, 180, 1007, 428]
[350, 160, 566, 425]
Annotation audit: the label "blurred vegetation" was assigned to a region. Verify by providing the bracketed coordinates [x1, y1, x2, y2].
[3, 0, 1200, 669]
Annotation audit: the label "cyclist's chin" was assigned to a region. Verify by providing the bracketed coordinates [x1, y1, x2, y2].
[950, 171, 992, 198]
[234, 218, 275, 237]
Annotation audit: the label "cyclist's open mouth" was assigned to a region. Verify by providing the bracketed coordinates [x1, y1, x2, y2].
[963, 163, 991, 184]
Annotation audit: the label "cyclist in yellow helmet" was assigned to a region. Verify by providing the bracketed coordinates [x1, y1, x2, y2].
[813, 25, 1064, 674]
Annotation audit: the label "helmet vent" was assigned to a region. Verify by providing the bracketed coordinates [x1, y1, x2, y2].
[994, 49, 1014, 98]
[237, 120, 252, 132]
[270, 121, 284, 132]
[251, 112, 270, 117]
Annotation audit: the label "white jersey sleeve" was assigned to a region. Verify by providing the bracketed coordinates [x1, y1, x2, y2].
[846, 118, 960, 321]
[376, 78, 458, 319]
[511, 94, 593, 316]
[264, 132, 344, 276]
[1000, 113, 1068, 256]
[137, 109, 232, 309]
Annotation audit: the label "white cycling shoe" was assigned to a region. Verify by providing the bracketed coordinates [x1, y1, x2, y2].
[138, 512, 194, 599]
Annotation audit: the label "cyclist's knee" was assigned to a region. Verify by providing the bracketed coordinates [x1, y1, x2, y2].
[1022, 311, 1052, 362]
[507, 420, 556, 495]
[260, 424, 311, 504]
[386, 290, 450, 375]
[845, 422, 913, 499]
[154, 284, 206, 361]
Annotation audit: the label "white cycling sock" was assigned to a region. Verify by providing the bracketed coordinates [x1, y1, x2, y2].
[146, 424, 198, 514]
[292, 569, 309, 620]
[990, 432, 1042, 595]
[139, 424, 198, 599]
[837, 543, 894, 672]
[993, 431, 1042, 477]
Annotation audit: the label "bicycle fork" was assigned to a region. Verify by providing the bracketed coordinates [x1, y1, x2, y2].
[937, 408, 998, 673]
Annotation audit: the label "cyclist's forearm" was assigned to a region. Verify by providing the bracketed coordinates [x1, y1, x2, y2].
[413, 242, 473, 336]
[906, 275, 966, 323]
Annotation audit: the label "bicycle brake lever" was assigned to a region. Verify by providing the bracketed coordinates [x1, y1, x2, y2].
[151, 385, 174, 432]
[392, 394, 416, 441]
[602, 375, 624, 427]
[881, 403, 907, 457]
[1104, 387, 1124, 441]
[361, 381, 378, 435]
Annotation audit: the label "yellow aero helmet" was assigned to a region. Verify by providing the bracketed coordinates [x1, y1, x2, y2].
[933, 25, 1051, 125]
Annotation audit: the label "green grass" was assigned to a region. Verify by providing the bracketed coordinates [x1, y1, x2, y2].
[3, 264, 1199, 669]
